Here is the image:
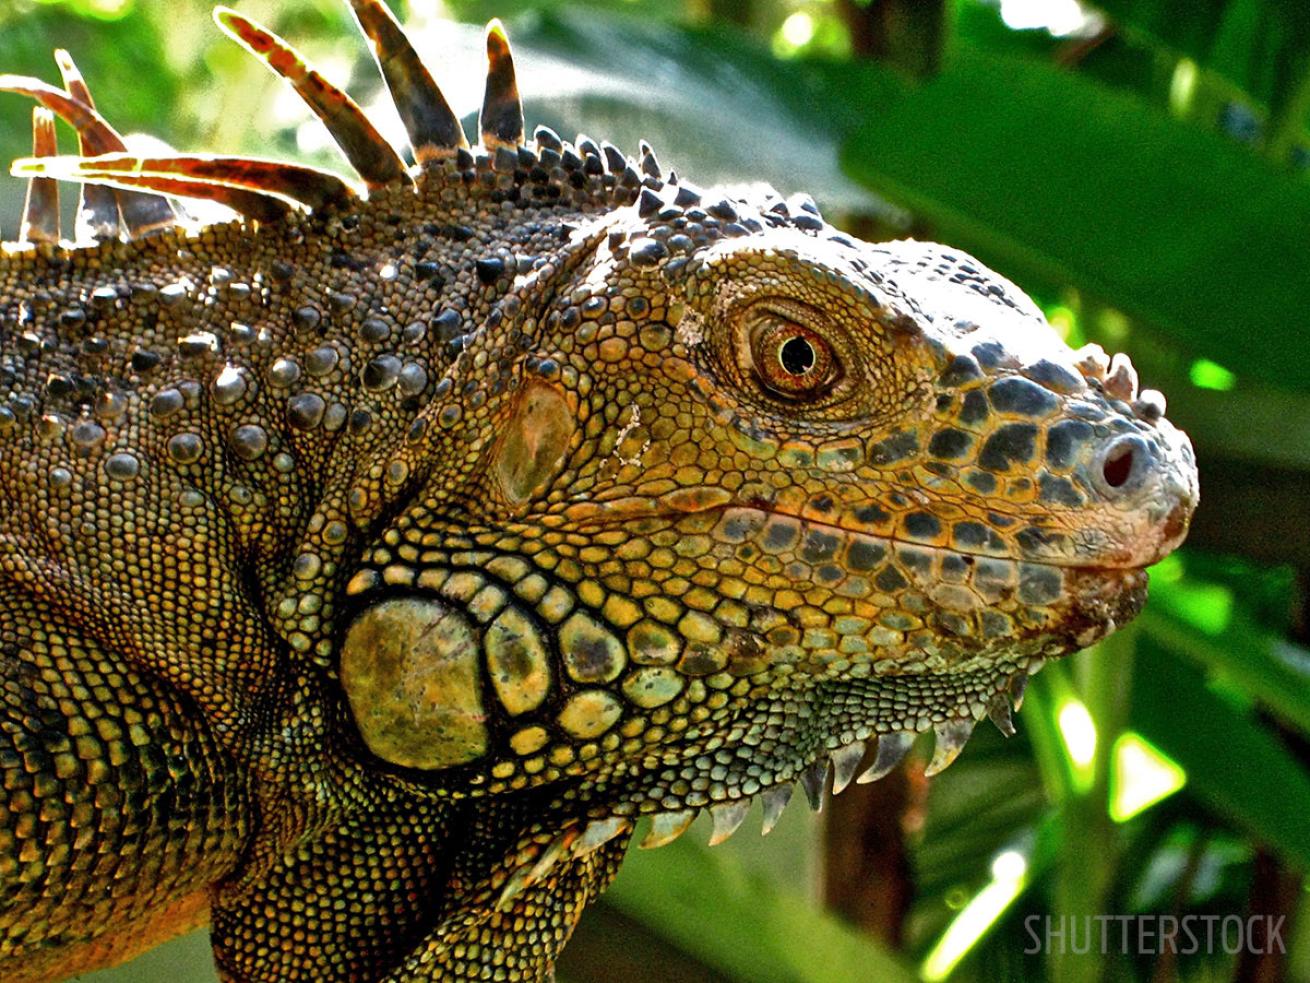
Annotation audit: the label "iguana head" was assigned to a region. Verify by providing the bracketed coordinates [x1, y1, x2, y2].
[192, 12, 1197, 851]
[358, 181, 1191, 788]
[332, 67, 1194, 863]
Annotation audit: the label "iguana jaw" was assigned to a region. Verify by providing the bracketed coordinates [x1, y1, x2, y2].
[485, 567, 1149, 907]
[490, 614, 1110, 909]
[356, 555, 1146, 883]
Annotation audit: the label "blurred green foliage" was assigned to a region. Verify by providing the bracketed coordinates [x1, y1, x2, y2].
[2, 1, 1308, 981]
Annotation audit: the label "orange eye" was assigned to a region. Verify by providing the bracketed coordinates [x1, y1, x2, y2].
[753, 319, 838, 399]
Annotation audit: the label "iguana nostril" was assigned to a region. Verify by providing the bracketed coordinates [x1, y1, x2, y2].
[1097, 435, 1149, 494]
[1102, 443, 1134, 488]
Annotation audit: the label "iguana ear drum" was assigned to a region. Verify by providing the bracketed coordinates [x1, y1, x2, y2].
[492, 381, 575, 506]
[340, 598, 489, 769]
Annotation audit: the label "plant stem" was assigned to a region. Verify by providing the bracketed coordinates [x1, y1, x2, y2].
[1050, 624, 1137, 983]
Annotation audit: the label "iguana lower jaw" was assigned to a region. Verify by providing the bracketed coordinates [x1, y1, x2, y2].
[486, 566, 1151, 893]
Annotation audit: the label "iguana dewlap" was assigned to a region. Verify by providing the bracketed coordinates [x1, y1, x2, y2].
[0, 3, 1196, 980]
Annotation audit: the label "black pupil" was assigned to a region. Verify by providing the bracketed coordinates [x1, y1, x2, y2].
[779, 335, 816, 375]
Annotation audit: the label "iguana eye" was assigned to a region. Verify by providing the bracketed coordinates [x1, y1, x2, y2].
[751, 317, 839, 400]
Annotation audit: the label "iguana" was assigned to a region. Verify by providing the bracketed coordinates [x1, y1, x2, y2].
[0, 3, 1197, 980]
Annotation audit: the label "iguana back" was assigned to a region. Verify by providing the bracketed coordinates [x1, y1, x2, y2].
[0, 3, 1197, 980]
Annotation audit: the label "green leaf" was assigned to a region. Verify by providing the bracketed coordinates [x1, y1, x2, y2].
[1131, 639, 1310, 870]
[1089, 0, 1310, 115]
[1153, 371, 1310, 470]
[1018, 667, 1083, 806]
[1138, 591, 1310, 737]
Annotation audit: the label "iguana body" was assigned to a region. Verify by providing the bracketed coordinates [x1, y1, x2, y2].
[0, 4, 1197, 980]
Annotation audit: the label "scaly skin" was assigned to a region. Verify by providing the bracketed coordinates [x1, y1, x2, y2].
[0, 5, 1197, 981]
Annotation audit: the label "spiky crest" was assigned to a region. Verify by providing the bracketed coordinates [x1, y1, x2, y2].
[0, 1, 658, 250]
[213, 7, 410, 189]
[18, 108, 58, 245]
[347, 0, 468, 160]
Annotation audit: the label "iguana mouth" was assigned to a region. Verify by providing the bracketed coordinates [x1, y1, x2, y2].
[569, 491, 1188, 574]
[572, 500, 1157, 660]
